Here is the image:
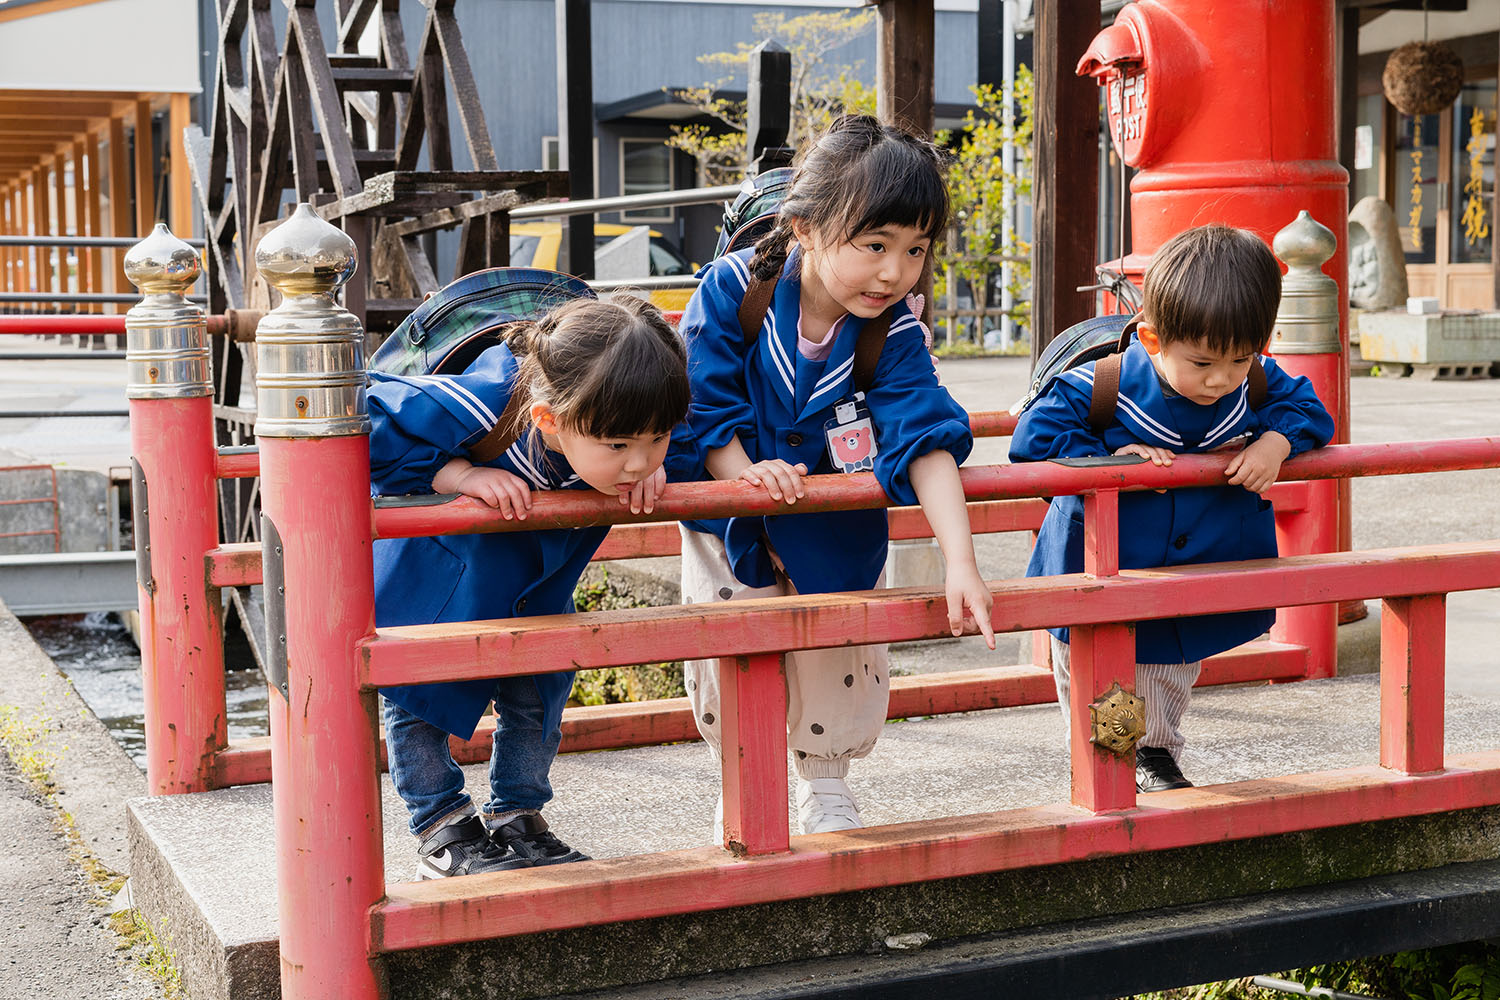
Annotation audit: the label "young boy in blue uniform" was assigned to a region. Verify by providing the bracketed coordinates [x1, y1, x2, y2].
[1010, 224, 1335, 792]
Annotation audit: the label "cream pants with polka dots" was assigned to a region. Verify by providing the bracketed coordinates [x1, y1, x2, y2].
[679, 526, 890, 780]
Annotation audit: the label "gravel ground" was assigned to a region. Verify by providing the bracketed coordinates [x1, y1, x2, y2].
[0, 753, 166, 1000]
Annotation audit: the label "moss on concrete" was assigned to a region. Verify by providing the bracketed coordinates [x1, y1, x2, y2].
[385, 806, 1500, 999]
[569, 569, 684, 706]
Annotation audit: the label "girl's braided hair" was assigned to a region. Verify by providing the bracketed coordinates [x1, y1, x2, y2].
[748, 114, 950, 282]
[501, 294, 689, 447]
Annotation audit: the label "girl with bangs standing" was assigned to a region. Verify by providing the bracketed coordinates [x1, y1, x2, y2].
[677, 114, 996, 839]
[370, 295, 690, 878]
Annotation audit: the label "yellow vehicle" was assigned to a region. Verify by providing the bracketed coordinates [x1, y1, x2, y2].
[508, 222, 696, 311]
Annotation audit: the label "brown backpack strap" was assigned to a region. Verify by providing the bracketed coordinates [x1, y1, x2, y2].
[1086, 313, 1142, 432]
[853, 311, 892, 393]
[1247, 358, 1267, 410]
[738, 273, 778, 347]
[1088, 352, 1123, 433]
[466, 389, 528, 465]
[739, 270, 892, 393]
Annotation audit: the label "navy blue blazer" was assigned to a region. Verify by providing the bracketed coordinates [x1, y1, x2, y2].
[677, 248, 973, 594]
[369, 345, 607, 739]
[1009, 338, 1335, 664]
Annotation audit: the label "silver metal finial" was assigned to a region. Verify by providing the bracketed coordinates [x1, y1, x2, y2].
[1271, 211, 1341, 355]
[124, 224, 210, 399]
[253, 205, 369, 438]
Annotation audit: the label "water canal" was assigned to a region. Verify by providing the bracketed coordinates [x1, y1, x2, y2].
[25, 611, 269, 766]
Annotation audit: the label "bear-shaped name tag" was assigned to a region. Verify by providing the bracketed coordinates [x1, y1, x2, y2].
[824, 393, 877, 473]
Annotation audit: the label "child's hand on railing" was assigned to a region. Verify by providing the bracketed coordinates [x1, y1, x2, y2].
[1226, 431, 1291, 495]
[738, 459, 808, 504]
[434, 458, 533, 520]
[1114, 442, 1175, 466]
[618, 466, 667, 515]
[945, 559, 996, 650]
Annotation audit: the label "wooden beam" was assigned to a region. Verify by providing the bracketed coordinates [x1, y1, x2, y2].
[363, 540, 1500, 688]
[134, 99, 154, 235]
[86, 133, 104, 304]
[53, 153, 68, 294]
[73, 140, 90, 307]
[0, 100, 124, 118]
[109, 115, 132, 298]
[0, 2, 119, 27]
[169, 93, 194, 239]
[875, 0, 936, 136]
[1, 183, 11, 293]
[0, 116, 95, 133]
[1336, 4, 1360, 203]
[1031, 0, 1100, 361]
[1379, 594, 1446, 775]
[556, 0, 595, 279]
[15, 183, 31, 291]
[31, 168, 51, 294]
[372, 756, 1500, 950]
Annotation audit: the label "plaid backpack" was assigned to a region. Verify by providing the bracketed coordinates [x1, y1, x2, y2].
[369, 267, 595, 463]
[714, 166, 794, 258]
[1010, 313, 1266, 430]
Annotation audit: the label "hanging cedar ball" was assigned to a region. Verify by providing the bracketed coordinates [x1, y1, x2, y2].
[1382, 41, 1464, 116]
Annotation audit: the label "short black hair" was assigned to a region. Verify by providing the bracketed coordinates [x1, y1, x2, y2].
[1143, 224, 1282, 356]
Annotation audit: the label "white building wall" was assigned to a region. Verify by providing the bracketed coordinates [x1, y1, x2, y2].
[0, 0, 200, 92]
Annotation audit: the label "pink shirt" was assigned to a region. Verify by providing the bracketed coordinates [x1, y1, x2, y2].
[797, 315, 844, 361]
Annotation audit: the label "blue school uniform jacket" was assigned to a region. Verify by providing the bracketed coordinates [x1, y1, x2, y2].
[368, 345, 607, 739]
[1009, 337, 1335, 664]
[678, 248, 973, 594]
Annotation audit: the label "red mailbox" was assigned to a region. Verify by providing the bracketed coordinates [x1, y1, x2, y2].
[1079, 0, 1349, 676]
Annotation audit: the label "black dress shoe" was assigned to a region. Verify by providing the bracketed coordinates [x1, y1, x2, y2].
[1136, 745, 1193, 792]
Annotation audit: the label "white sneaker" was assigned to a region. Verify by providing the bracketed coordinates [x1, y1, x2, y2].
[712, 795, 724, 844]
[795, 776, 862, 834]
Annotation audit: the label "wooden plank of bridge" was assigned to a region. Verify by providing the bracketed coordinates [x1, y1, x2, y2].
[361, 541, 1500, 686]
[370, 752, 1500, 951]
[210, 653, 1299, 789]
[719, 653, 790, 855]
[1380, 593, 1446, 775]
[1072, 489, 1136, 813]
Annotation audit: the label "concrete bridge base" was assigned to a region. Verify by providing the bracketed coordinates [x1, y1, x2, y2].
[126, 674, 1500, 1000]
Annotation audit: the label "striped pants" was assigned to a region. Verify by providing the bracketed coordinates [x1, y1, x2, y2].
[1049, 636, 1200, 761]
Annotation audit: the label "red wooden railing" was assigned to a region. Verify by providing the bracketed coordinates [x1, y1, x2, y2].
[190, 416, 1341, 789]
[317, 441, 1500, 978]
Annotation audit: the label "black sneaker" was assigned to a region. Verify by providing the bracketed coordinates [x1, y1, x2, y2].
[417, 815, 532, 879]
[488, 812, 590, 866]
[1136, 745, 1193, 793]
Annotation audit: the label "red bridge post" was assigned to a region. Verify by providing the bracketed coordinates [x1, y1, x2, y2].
[254, 205, 386, 998]
[1071, 489, 1137, 813]
[1269, 213, 1342, 679]
[124, 225, 226, 794]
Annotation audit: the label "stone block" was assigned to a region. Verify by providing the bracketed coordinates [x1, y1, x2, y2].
[1357, 310, 1500, 367]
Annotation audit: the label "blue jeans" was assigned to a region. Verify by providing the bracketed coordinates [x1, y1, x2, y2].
[383, 676, 563, 836]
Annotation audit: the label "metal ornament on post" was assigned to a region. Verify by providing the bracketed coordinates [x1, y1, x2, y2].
[125, 223, 212, 398]
[1269, 210, 1342, 679]
[124, 224, 227, 795]
[1271, 211, 1341, 356]
[254, 203, 386, 999]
